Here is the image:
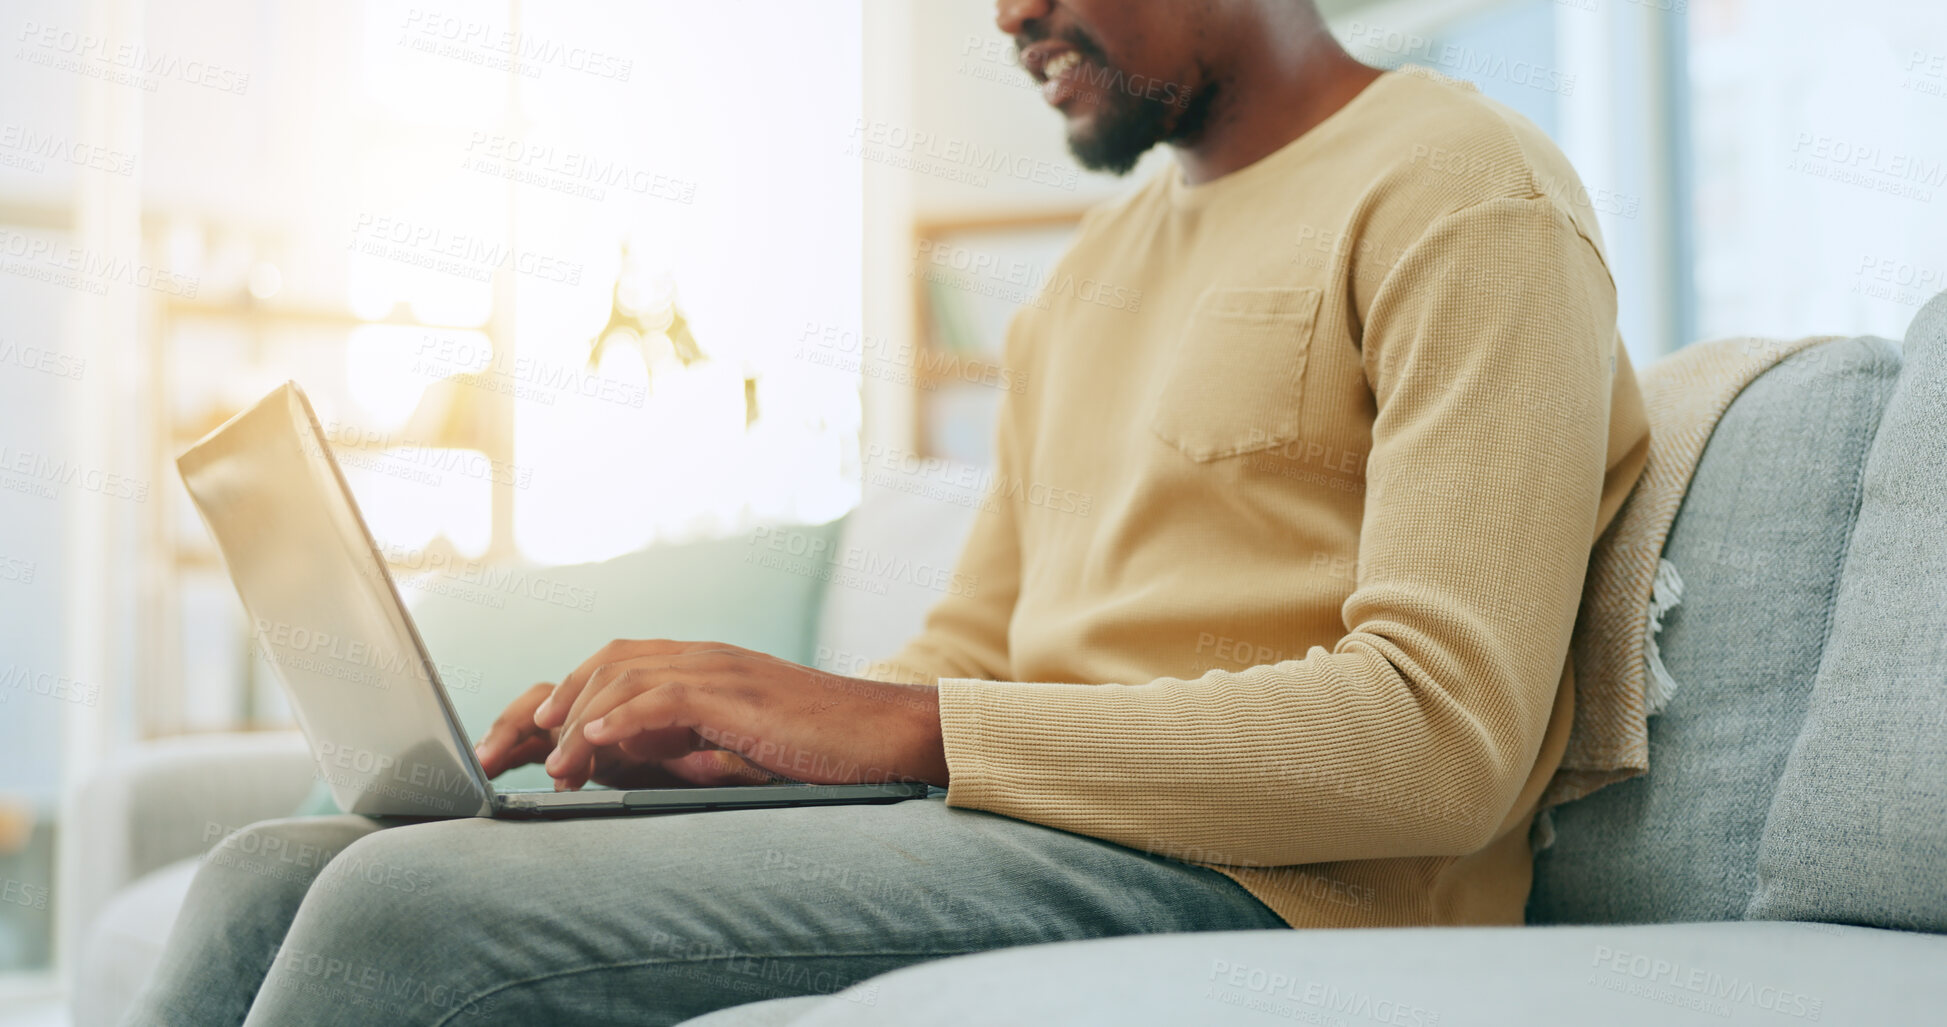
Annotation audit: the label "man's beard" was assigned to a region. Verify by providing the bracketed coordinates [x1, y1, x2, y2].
[1066, 70, 1217, 176]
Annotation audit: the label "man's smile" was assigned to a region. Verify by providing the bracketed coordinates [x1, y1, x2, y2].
[1020, 40, 1092, 110]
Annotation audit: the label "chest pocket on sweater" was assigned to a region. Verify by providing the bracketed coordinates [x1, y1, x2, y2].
[1150, 286, 1320, 461]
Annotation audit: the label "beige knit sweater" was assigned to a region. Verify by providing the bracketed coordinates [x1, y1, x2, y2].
[871, 68, 1651, 927]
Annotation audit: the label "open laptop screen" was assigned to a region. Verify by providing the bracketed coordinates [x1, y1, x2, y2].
[177, 382, 493, 817]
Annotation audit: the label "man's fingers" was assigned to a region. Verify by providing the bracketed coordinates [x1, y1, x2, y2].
[475, 683, 554, 770]
[666, 749, 780, 787]
[547, 658, 695, 780]
[552, 752, 598, 792]
[557, 658, 636, 740]
[537, 639, 717, 729]
[582, 686, 687, 747]
[618, 727, 702, 762]
[481, 735, 553, 778]
[549, 666, 700, 779]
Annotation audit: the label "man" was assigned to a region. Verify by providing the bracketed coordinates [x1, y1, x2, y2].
[129, 1, 1648, 1023]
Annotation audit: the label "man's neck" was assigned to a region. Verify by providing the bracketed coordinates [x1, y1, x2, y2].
[1171, 34, 1383, 187]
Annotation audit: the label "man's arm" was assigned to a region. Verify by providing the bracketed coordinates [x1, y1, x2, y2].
[859, 330, 1032, 687]
[929, 195, 1617, 866]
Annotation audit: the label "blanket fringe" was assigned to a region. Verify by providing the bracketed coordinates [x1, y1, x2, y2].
[1643, 558, 1685, 716]
[1530, 807, 1556, 853]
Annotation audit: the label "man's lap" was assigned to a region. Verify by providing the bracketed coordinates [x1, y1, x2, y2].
[211, 793, 1281, 1025]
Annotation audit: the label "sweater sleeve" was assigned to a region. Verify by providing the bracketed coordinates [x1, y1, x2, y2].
[935, 196, 1618, 866]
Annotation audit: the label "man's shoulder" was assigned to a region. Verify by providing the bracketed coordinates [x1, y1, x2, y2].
[1364, 67, 1611, 245]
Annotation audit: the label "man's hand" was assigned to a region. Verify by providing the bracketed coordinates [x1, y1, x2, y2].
[528, 640, 949, 792]
[473, 680, 780, 790]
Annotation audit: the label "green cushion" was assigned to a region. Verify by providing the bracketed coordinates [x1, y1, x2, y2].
[292, 518, 843, 814]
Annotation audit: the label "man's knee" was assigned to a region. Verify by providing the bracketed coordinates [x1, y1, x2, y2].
[281, 820, 506, 963]
[195, 816, 372, 899]
[263, 824, 510, 1022]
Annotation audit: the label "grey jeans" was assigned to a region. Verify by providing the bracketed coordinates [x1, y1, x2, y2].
[122, 791, 1284, 1026]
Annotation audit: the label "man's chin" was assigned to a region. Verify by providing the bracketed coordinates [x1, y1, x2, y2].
[1066, 128, 1154, 177]
[1061, 97, 1173, 176]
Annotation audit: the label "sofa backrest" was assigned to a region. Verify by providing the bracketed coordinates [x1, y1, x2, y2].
[1745, 293, 1947, 932]
[1528, 333, 1904, 923]
[403, 520, 844, 792]
[812, 456, 984, 677]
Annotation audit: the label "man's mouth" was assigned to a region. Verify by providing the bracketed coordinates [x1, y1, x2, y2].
[1029, 47, 1089, 108]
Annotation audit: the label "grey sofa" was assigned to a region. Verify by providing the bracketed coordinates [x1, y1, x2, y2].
[71, 295, 1947, 1026]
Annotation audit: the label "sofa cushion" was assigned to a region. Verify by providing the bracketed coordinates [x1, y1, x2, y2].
[677, 997, 829, 1027]
[1529, 336, 1902, 924]
[1747, 292, 1947, 931]
[770, 922, 1946, 1027]
[290, 520, 846, 813]
[71, 858, 200, 1027]
[812, 457, 983, 677]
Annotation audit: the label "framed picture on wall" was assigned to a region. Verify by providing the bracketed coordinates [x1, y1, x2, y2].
[910, 210, 1088, 463]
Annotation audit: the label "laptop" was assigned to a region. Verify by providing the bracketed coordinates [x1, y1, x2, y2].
[177, 381, 930, 819]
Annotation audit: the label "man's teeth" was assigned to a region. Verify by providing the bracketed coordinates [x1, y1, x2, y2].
[1041, 51, 1084, 103]
[1044, 51, 1083, 81]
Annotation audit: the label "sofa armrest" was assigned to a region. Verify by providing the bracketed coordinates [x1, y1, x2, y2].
[59, 731, 314, 969]
[786, 922, 1946, 1026]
